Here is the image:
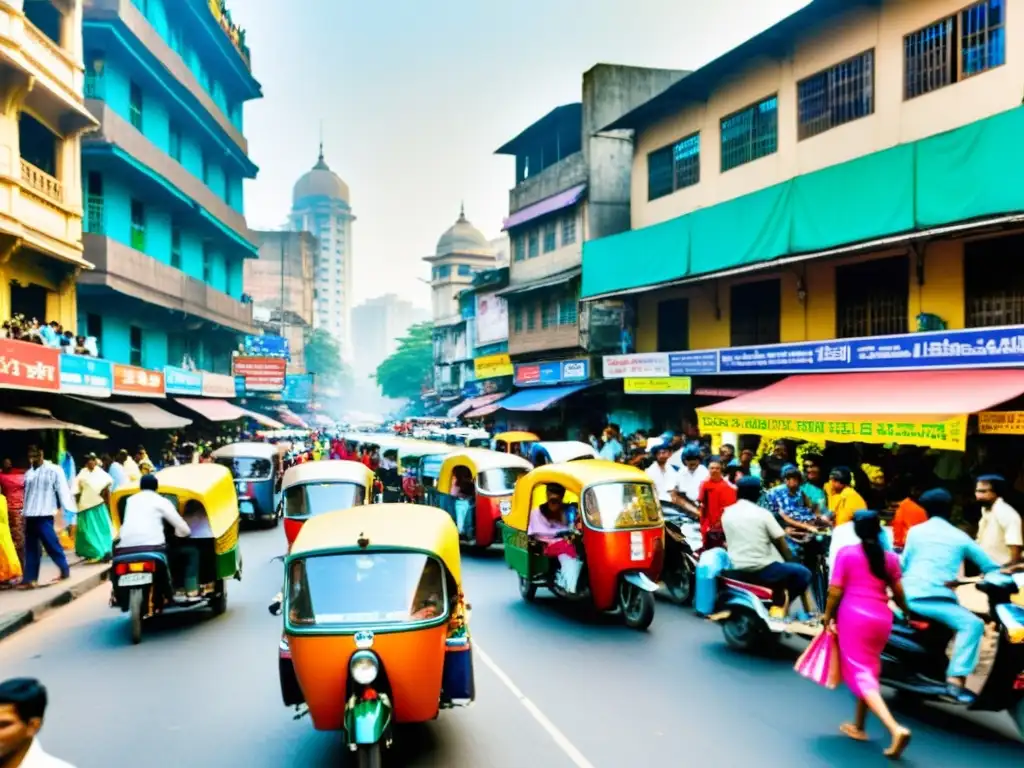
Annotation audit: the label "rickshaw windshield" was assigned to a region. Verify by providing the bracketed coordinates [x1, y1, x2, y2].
[478, 467, 528, 494]
[287, 552, 448, 627]
[582, 482, 662, 530]
[284, 482, 365, 519]
[215, 457, 272, 480]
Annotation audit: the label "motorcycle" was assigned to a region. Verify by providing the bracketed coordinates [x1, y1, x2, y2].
[660, 502, 701, 606]
[882, 571, 1024, 735]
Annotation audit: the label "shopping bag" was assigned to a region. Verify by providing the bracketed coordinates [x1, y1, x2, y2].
[794, 629, 841, 689]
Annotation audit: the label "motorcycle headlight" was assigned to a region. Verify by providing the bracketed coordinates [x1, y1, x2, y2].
[349, 651, 379, 685]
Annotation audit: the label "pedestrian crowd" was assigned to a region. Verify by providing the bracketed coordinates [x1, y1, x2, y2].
[1, 315, 99, 357]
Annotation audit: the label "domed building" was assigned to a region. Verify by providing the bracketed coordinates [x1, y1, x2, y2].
[290, 145, 355, 357]
[424, 205, 497, 325]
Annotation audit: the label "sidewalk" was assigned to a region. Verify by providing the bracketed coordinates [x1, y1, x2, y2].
[0, 556, 111, 641]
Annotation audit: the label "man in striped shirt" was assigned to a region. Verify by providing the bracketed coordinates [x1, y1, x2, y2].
[17, 446, 75, 589]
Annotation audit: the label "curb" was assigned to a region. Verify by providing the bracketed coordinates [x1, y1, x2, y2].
[0, 567, 111, 642]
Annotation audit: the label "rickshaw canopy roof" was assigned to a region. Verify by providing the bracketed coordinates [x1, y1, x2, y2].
[533, 441, 597, 463]
[438, 448, 532, 492]
[505, 459, 653, 531]
[210, 442, 279, 460]
[289, 503, 462, 583]
[493, 431, 539, 444]
[282, 459, 375, 488]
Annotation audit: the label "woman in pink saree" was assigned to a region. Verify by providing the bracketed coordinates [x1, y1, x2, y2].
[822, 510, 912, 759]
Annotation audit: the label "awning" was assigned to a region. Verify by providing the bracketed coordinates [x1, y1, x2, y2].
[0, 410, 105, 438]
[69, 397, 192, 430]
[696, 370, 1024, 451]
[503, 184, 586, 231]
[174, 398, 250, 422]
[464, 403, 502, 419]
[493, 383, 596, 413]
[496, 267, 581, 298]
[239, 408, 286, 429]
[276, 407, 309, 429]
[449, 393, 505, 419]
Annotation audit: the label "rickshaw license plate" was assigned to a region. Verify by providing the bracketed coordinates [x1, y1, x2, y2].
[630, 532, 644, 561]
[119, 573, 152, 586]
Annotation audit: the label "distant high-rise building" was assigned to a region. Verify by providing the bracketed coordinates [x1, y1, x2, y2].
[489, 235, 511, 266]
[351, 294, 429, 383]
[290, 145, 354, 358]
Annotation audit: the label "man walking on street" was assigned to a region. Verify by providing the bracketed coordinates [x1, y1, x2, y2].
[16, 446, 75, 589]
[0, 677, 75, 767]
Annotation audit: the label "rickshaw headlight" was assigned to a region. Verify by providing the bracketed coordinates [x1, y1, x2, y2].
[350, 651, 379, 685]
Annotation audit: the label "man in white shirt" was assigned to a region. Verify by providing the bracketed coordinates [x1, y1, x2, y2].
[671, 446, 709, 515]
[645, 444, 678, 503]
[0, 677, 75, 767]
[116, 474, 197, 594]
[974, 475, 1023, 567]
[721, 477, 811, 618]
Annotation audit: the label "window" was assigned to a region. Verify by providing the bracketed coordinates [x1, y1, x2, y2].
[169, 123, 181, 161]
[457, 264, 472, 276]
[129, 199, 145, 251]
[528, 230, 539, 258]
[541, 297, 557, 329]
[514, 236, 525, 261]
[513, 305, 524, 333]
[835, 256, 909, 338]
[648, 132, 701, 200]
[729, 279, 780, 347]
[720, 96, 777, 172]
[18, 112, 57, 177]
[201, 151, 209, 184]
[798, 50, 875, 140]
[543, 221, 557, 252]
[170, 225, 182, 269]
[129, 81, 143, 130]
[656, 298, 689, 352]
[202, 242, 212, 283]
[558, 293, 578, 326]
[84, 56, 103, 99]
[904, 2, 1005, 100]
[86, 313, 102, 341]
[525, 303, 536, 331]
[129, 326, 143, 367]
[436, 265, 451, 279]
[85, 172, 103, 234]
[562, 214, 576, 246]
[965, 234, 1024, 327]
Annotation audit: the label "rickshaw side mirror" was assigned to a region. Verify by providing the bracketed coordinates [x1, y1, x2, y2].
[268, 599, 282, 616]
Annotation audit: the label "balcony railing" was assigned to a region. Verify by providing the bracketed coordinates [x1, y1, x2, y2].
[20, 159, 63, 205]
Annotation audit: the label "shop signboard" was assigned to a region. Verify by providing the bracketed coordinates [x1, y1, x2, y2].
[59, 355, 113, 397]
[112, 364, 165, 397]
[513, 358, 590, 387]
[978, 411, 1024, 435]
[164, 366, 203, 396]
[602, 352, 669, 379]
[201, 372, 236, 398]
[475, 292, 509, 346]
[624, 377, 692, 395]
[668, 351, 720, 376]
[474, 353, 513, 380]
[697, 412, 967, 451]
[0, 339, 59, 392]
[232, 355, 286, 392]
[243, 334, 290, 359]
[281, 373, 314, 403]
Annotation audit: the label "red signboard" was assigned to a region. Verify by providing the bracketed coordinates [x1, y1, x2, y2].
[513, 364, 541, 386]
[112, 364, 165, 396]
[233, 356, 286, 392]
[0, 339, 60, 392]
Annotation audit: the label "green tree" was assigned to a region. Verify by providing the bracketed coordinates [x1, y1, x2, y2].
[376, 322, 434, 401]
[304, 328, 345, 385]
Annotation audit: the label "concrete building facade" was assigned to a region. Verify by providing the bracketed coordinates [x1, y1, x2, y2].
[351, 293, 428, 383]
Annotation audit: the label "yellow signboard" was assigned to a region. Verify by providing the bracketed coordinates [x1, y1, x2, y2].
[474, 354, 513, 380]
[978, 411, 1024, 435]
[696, 412, 968, 451]
[625, 377, 692, 395]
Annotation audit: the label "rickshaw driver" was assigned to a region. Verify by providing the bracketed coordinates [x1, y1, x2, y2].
[527, 483, 583, 593]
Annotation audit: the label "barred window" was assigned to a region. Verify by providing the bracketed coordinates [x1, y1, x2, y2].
[648, 133, 701, 201]
[835, 256, 909, 338]
[543, 221, 557, 253]
[905, 17, 956, 98]
[562, 214, 576, 246]
[720, 96, 777, 172]
[730, 279, 780, 347]
[965, 234, 1024, 328]
[526, 303, 536, 331]
[962, 0, 1005, 77]
[513, 306, 524, 333]
[798, 50, 874, 140]
[558, 294, 578, 326]
[514, 236, 525, 262]
[528, 230, 539, 258]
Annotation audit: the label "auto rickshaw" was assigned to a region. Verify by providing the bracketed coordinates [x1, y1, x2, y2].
[429, 449, 533, 548]
[211, 442, 281, 526]
[271, 504, 474, 766]
[490, 431, 538, 458]
[109, 464, 243, 644]
[528, 441, 598, 466]
[500, 461, 664, 630]
[280, 460, 378, 549]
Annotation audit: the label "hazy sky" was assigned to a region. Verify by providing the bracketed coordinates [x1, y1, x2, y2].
[233, 0, 809, 310]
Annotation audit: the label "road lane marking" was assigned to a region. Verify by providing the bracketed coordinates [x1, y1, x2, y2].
[474, 643, 596, 768]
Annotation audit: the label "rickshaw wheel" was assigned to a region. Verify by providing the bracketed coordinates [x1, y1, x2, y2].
[619, 581, 655, 630]
[518, 576, 537, 602]
[662, 566, 694, 606]
[128, 589, 144, 644]
[356, 743, 383, 768]
[210, 581, 227, 615]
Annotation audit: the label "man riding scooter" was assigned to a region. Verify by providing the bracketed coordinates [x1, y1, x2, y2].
[901, 488, 1001, 703]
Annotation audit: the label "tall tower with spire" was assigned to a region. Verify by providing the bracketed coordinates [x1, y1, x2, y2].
[290, 142, 355, 359]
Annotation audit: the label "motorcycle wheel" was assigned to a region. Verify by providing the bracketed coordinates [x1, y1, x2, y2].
[518, 575, 537, 602]
[662, 563, 694, 606]
[721, 608, 760, 652]
[356, 743, 382, 768]
[620, 580, 655, 630]
[128, 589, 144, 645]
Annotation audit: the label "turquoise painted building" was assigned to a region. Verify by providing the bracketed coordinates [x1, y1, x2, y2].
[77, 0, 261, 373]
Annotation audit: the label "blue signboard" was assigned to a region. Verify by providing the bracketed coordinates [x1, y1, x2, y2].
[668, 351, 719, 376]
[59, 355, 113, 397]
[514, 358, 590, 387]
[243, 334, 290, 359]
[717, 325, 1024, 375]
[164, 366, 203, 395]
[281, 374, 314, 403]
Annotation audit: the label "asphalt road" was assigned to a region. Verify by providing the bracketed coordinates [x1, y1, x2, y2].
[1, 526, 1021, 767]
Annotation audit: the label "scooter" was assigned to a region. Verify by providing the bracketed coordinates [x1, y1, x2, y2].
[660, 502, 700, 606]
[882, 571, 1024, 736]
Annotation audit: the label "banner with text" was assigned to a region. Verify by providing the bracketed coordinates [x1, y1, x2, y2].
[474, 354, 513, 380]
[59, 355, 112, 397]
[514, 358, 590, 387]
[625, 377, 692, 395]
[232, 356, 286, 392]
[978, 411, 1024, 435]
[0, 339, 60, 392]
[112, 364, 165, 397]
